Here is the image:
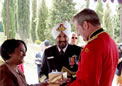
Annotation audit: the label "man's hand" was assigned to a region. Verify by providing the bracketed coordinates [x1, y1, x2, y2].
[118, 58, 122, 64]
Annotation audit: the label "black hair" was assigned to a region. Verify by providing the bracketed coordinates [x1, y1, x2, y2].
[0, 39, 27, 61]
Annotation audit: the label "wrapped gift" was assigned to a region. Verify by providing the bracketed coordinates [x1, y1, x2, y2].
[49, 83, 60, 86]
[48, 72, 67, 86]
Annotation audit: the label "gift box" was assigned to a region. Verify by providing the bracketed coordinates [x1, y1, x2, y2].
[49, 83, 60, 86]
[48, 72, 67, 86]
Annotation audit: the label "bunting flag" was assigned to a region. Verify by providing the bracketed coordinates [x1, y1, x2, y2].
[111, 0, 114, 3]
[118, 0, 122, 3]
[103, 0, 106, 2]
[94, 0, 122, 3]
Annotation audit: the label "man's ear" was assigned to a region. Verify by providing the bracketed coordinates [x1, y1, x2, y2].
[83, 21, 89, 30]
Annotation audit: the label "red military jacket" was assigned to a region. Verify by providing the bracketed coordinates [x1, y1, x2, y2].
[69, 28, 118, 86]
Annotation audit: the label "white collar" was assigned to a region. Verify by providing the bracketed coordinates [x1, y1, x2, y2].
[57, 44, 68, 53]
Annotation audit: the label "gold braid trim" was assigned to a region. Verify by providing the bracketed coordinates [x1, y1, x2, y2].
[61, 66, 76, 76]
[88, 27, 102, 40]
[88, 31, 104, 43]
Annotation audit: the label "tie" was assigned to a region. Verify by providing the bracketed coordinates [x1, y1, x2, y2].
[60, 50, 64, 55]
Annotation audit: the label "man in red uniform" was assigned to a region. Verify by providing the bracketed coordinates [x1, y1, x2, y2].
[67, 8, 119, 86]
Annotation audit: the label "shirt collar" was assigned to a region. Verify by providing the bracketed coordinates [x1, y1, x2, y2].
[57, 44, 68, 52]
[88, 28, 104, 39]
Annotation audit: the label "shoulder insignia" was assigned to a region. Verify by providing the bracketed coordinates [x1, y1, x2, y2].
[40, 75, 47, 82]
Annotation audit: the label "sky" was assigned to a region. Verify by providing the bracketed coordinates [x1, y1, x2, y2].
[73, 0, 118, 11]
[45, 0, 118, 15]
[0, 0, 118, 21]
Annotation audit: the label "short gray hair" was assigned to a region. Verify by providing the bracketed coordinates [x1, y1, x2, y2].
[72, 8, 100, 27]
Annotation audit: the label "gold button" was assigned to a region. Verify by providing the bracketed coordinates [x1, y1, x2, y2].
[85, 48, 88, 53]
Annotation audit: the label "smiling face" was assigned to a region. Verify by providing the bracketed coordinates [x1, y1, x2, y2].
[56, 32, 69, 49]
[9, 43, 26, 65]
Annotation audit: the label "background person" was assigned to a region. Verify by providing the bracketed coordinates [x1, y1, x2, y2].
[116, 44, 122, 86]
[35, 40, 50, 82]
[69, 32, 78, 45]
[40, 21, 82, 83]
[67, 8, 119, 86]
[0, 39, 48, 86]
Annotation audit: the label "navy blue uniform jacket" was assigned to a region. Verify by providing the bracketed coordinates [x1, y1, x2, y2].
[40, 44, 81, 78]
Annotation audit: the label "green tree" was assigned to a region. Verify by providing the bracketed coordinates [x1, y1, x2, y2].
[86, 0, 90, 8]
[0, 21, 3, 32]
[113, 5, 120, 43]
[17, 0, 30, 40]
[2, 0, 16, 39]
[48, 0, 76, 44]
[103, 1, 114, 38]
[9, 0, 16, 38]
[37, 0, 48, 41]
[120, 4, 122, 42]
[2, 0, 7, 35]
[31, 0, 37, 42]
[96, 0, 104, 25]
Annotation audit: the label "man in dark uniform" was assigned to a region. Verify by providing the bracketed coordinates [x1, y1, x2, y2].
[40, 21, 81, 82]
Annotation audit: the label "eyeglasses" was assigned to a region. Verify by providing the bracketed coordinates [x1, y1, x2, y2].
[72, 37, 77, 39]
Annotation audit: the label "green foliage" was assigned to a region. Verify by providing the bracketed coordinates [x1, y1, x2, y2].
[50, 0, 76, 27]
[2, 0, 30, 40]
[9, 0, 16, 38]
[0, 21, 3, 32]
[31, 0, 37, 43]
[120, 4, 122, 42]
[2, 0, 7, 35]
[2, 0, 16, 39]
[37, 0, 48, 41]
[86, 0, 90, 8]
[35, 40, 41, 45]
[103, 1, 114, 38]
[96, 0, 104, 24]
[17, 0, 30, 40]
[113, 5, 120, 43]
